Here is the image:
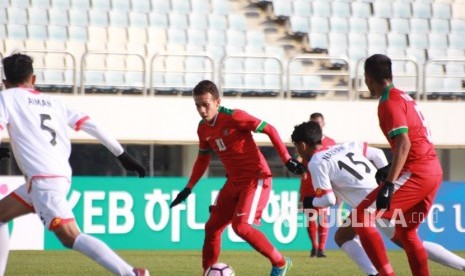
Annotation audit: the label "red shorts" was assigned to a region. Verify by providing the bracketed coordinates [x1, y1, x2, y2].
[211, 177, 271, 225]
[361, 171, 442, 229]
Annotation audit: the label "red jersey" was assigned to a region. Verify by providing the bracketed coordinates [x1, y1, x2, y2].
[197, 106, 279, 182]
[378, 85, 442, 174]
[299, 136, 336, 199]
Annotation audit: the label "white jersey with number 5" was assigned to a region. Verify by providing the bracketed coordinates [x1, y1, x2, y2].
[309, 141, 387, 208]
[0, 88, 88, 181]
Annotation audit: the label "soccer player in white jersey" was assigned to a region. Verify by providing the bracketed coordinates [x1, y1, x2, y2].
[0, 53, 149, 276]
[291, 121, 465, 275]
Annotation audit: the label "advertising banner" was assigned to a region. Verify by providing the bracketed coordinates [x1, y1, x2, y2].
[2, 177, 464, 250]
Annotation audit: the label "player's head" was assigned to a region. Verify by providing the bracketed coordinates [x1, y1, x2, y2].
[309, 112, 325, 129]
[193, 80, 221, 123]
[2, 53, 35, 89]
[364, 54, 392, 98]
[291, 121, 322, 160]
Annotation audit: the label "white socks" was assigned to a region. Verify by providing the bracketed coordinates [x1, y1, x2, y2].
[424, 241, 465, 271]
[340, 238, 378, 275]
[0, 223, 9, 276]
[73, 233, 134, 276]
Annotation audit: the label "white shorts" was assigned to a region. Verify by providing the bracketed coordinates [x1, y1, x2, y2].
[13, 177, 75, 230]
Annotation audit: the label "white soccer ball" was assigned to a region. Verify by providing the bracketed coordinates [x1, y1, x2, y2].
[205, 263, 235, 276]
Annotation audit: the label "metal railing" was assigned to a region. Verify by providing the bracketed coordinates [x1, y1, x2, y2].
[287, 54, 351, 99]
[423, 58, 465, 101]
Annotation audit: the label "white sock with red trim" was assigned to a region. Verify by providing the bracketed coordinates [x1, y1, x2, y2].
[73, 233, 134, 276]
[0, 222, 9, 276]
[340, 238, 378, 275]
[424, 241, 465, 271]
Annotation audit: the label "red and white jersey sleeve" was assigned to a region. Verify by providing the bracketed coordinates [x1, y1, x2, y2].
[309, 141, 379, 208]
[0, 88, 89, 180]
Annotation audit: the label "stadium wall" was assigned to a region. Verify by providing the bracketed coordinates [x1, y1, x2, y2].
[21, 95, 465, 148]
[3, 176, 465, 251]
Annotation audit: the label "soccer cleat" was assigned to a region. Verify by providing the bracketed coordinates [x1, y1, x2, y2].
[270, 257, 292, 276]
[316, 250, 327, 258]
[310, 248, 317, 258]
[133, 268, 150, 276]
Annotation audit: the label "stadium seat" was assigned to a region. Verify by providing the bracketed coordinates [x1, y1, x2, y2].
[31, 0, 51, 8]
[127, 27, 147, 44]
[312, 0, 331, 18]
[428, 33, 448, 50]
[151, 0, 170, 14]
[226, 30, 246, 47]
[7, 24, 27, 40]
[351, 1, 371, 18]
[405, 48, 426, 64]
[289, 16, 310, 35]
[171, 0, 191, 14]
[71, 0, 90, 11]
[49, 8, 69, 26]
[330, 17, 349, 34]
[88, 26, 107, 45]
[7, 8, 27, 25]
[310, 17, 329, 33]
[129, 12, 148, 28]
[392, 1, 411, 18]
[208, 14, 228, 31]
[450, 19, 465, 35]
[91, 0, 111, 11]
[432, 2, 451, 19]
[412, 2, 432, 18]
[211, 0, 230, 15]
[349, 18, 368, 34]
[168, 13, 189, 29]
[331, 1, 350, 18]
[308, 32, 328, 50]
[109, 11, 129, 27]
[373, 1, 392, 18]
[0, 8, 5, 25]
[89, 9, 109, 27]
[447, 49, 464, 58]
[189, 13, 208, 30]
[408, 33, 428, 49]
[228, 14, 247, 32]
[68, 9, 89, 26]
[387, 33, 408, 50]
[187, 28, 207, 46]
[112, 0, 131, 12]
[207, 29, 226, 47]
[390, 18, 409, 34]
[27, 25, 48, 41]
[292, 0, 311, 18]
[24, 39, 46, 50]
[48, 25, 68, 41]
[246, 30, 266, 49]
[28, 8, 49, 26]
[167, 28, 188, 45]
[427, 49, 446, 59]
[68, 26, 88, 42]
[368, 18, 389, 34]
[52, 0, 71, 10]
[430, 18, 450, 34]
[272, 0, 292, 19]
[107, 27, 128, 48]
[190, 0, 210, 15]
[367, 33, 387, 52]
[132, 1, 150, 13]
[410, 18, 430, 34]
[10, 0, 30, 9]
[451, 4, 465, 19]
[149, 13, 168, 28]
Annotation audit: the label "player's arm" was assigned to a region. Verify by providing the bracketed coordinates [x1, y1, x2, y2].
[303, 162, 337, 209]
[386, 133, 410, 183]
[365, 145, 389, 169]
[77, 118, 146, 177]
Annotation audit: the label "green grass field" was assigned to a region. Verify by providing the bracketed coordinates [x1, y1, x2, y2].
[5, 250, 465, 275]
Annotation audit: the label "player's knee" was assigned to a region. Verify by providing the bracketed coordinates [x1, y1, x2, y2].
[231, 222, 252, 238]
[204, 220, 223, 238]
[334, 228, 352, 247]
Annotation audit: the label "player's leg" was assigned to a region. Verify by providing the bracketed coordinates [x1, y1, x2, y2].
[316, 207, 329, 257]
[305, 207, 318, 257]
[230, 177, 289, 270]
[353, 188, 394, 276]
[334, 222, 378, 275]
[376, 217, 465, 271]
[203, 182, 236, 271]
[383, 173, 442, 276]
[0, 185, 34, 276]
[31, 178, 147, 276]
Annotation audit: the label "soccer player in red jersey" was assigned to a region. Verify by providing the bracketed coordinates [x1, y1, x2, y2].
[354, 54, 443, 275]
[170, 80, 306, 276]
[298, 113, 335, 258]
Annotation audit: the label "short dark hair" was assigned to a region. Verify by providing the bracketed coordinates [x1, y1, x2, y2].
[193, 80, 219, 99]
[291, 121, 322, 147]
[309, 112, 324, 121]
[364, 54, 392, 84]
[2, 53, 34, 85]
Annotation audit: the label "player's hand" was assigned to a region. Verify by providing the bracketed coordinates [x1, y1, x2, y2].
[285, 158, 307, 174]
[375, 164, 391, 185]
[170, 188, 191, 208]
[117, 151, 146, 178]
[376, 181, 394, 210]
[0, 148, 10, 162]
